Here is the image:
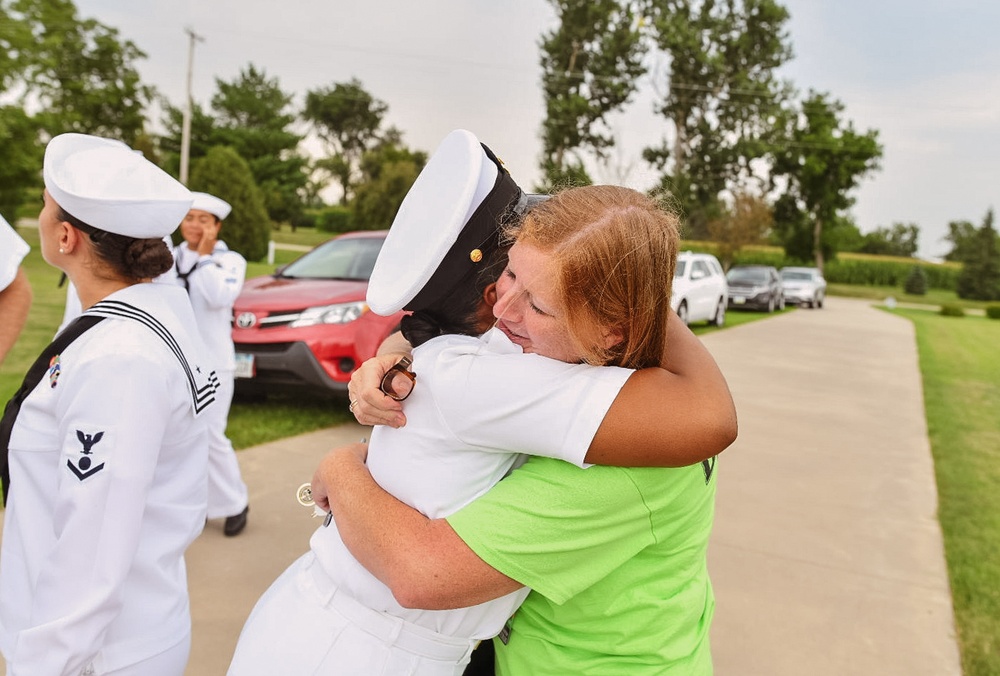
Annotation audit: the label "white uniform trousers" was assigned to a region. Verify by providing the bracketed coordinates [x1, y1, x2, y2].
[205, 371, 249, 519]
[228, 552, 477, 675]
[87, 635, 190, 676]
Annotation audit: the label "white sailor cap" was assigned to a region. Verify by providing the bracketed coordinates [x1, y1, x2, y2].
[43, 133, 193, 239]
[367, 129, 525, 315]
[190, 192, 232, 220]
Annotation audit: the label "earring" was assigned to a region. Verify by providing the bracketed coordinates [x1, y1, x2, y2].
[59, 247, 66, 254]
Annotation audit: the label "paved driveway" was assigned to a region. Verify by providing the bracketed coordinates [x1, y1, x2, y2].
[706, 297, 961, 675]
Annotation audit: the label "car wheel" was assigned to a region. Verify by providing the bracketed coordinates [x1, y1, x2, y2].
[817, 294, 824, 309]
[711, 298, 726, 327]
[677, 300, 690, 325]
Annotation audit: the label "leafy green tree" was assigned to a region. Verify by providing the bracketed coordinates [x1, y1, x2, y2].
[158, 99, 217, 177]
[858, 222, 919, 257]
[956, 208, 1000, 301]
[0, 105, 42, 218]
[1, 0, 154, 212]
[829, 220, 865, 253]
[189, 146, 271, 262]
[537, 0, 647, 190]
[350, 142, 427, 231]
[210, 64, 307, 226]
[10, 0, 154, 143]
[303, 78, 388, 205]
[942, 219, 978, 263]
[707, 190, 773, 269]
[0, 1, 33, 93]
[643, 0, 794, 239]
[770, 92, 882, 270]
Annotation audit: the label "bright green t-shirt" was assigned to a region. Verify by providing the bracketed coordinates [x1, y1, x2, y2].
[447, 456, 717, 675]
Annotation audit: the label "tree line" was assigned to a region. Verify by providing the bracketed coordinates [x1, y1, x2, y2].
[1, 0, 997, 298]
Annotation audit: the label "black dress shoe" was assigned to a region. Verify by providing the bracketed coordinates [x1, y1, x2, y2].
[224, 506, 249, 537]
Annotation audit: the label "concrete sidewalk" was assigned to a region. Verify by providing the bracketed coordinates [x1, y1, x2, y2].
[704, 297, 961, 675]
[0, 297, 962, 674]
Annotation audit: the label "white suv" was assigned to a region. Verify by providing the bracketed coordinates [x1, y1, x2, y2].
[671, 252, 728, 326]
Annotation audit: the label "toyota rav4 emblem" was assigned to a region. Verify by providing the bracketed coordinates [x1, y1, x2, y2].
[236, 312, 257, 329]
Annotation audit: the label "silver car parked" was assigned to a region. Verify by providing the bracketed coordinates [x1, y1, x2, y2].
[780, 266, 826, 308]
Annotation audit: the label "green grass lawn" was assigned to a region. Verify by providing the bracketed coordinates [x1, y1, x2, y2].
[893, 308, 1000, 675]
[829, 282, 990, 311]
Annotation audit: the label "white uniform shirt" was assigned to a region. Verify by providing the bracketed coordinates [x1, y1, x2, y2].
[0, 221, 30, 291]
[311, 327, 632, 640]
[172, 242, 246, 372]
[0, 283, 215, 675]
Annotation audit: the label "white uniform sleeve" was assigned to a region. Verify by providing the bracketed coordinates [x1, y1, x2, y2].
[8, 349, 172, 674]
[0, 221, 30, 290]
[431, 331, 633, 468]
[186, 248, 246, 309]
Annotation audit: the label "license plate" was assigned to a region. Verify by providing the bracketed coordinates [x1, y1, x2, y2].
[733, 297, 746, 305]
[234, 352, 255, 379]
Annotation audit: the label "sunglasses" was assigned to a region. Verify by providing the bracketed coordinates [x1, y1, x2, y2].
[379, 356, 416, 401]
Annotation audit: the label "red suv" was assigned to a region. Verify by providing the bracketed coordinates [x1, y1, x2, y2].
[231, 231, 404, 397]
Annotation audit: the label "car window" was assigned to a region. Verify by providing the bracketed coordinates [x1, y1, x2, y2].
[281, 237, 386, 281]
[708, 259, 723, 276]
[675, 260, 688, 278]
[727, 267, 767, 282]
[692, 260, 710, 277]
[781, 270, 812, 281]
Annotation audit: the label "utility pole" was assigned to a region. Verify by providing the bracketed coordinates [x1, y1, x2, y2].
[180, 26, 205, 185]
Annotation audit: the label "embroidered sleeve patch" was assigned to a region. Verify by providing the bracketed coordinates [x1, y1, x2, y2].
[67, 428, 109, 481]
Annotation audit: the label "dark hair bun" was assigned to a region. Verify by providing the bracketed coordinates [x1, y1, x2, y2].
[123, 238, 173, 279]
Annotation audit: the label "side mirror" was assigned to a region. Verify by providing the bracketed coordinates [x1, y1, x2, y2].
[691, 269, 706, 281]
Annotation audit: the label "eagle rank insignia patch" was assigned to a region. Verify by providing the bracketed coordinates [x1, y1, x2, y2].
[48, 354, 62, 388]
[67, 429, 107, 481]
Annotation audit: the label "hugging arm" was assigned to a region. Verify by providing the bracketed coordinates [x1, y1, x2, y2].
[311, 443, 520, 610]
[586, 310, 737, 467]
[349, 309, 737, 467]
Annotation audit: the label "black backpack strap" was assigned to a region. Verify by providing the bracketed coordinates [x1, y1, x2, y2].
[0, 315, 106, 504]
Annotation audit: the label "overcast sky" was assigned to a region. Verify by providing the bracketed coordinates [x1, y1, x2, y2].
[74, 0, 1000, 260]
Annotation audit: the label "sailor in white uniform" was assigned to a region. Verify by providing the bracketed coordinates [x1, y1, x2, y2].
[0, 133, 217, 676]
[171, 192, 250, 536]
[0, 214, 32, 364]
[227, 130, 632, 675]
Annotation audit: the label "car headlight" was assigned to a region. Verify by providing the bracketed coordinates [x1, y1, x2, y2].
[290, 301, 369, 327]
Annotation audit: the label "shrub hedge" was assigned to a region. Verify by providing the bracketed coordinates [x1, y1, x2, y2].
[682, 242, 961, 291]
[986, 304, 1000, 320]
[940, 304, 965, 317]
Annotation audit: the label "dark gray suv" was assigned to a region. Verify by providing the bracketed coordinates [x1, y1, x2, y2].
[726, 265, 785, 312]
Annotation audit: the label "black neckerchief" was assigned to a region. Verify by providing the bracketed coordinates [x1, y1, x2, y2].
[0, 315, 105, 504]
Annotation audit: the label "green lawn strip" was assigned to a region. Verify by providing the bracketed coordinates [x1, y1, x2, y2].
[269, 223, 336, 249]
[896, 308, 1000, 675]
[829, 283, 990, 311]
[690, 305, 794, 336]
[227, 393, 352, 451]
